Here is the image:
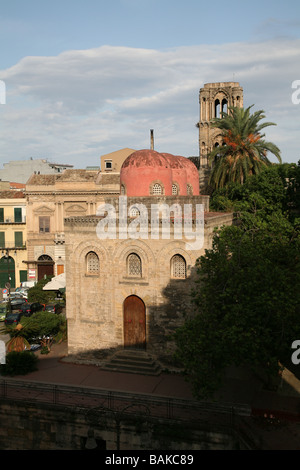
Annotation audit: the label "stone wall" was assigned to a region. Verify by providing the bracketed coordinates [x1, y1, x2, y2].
[0, 400, 236, 450]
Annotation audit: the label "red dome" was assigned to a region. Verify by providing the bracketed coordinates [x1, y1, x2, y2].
[120, 149, 199, 196]
[121, 149, 170, 169]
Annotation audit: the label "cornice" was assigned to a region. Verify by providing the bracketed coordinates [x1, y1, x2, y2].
[25, 190, 120, 197]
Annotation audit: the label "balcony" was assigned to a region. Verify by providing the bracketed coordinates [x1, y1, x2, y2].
[0, 217, 26, 224]
[0, 242, 27, 251]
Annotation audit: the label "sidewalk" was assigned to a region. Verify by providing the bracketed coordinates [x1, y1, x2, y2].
[5, 341, 300, 449]
[19, 342, 300, 414]
[13, 342, 196, 399]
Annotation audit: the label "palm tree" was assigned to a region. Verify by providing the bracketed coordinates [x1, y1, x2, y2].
[208, 105, 281, 189]
[0, 318, 39, 352]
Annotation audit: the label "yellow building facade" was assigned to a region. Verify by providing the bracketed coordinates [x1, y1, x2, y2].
[0, 191, 27, 289]
[25, 169, 120, 282]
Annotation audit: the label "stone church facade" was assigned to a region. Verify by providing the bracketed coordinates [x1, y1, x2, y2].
[64, 150, 233, 367]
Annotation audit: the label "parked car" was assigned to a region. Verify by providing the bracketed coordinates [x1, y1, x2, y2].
[9, 292, 23, 299]
[44, 303, 63, 315]
[15, 287, 29, 298]
[4, 312, 23, 325]
[10, 298, 28, 311]
[19, 302, 45, 316]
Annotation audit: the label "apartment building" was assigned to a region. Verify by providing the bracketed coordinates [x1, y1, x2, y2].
[0, 191, 27, 288]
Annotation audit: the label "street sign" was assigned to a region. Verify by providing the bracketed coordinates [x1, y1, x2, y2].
[2, 289, 7, 294]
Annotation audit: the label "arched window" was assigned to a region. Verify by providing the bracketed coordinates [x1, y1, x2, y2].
[172, 183, 178, 195]
[38, 254, 52, 262]
[127, 253, 142, 277]
[215, 99, 220, 118]
[221, 98, 228, 115]
[151, 183, 162, 195]
[86, 251, 99, 274]
[129, 206, 140, 217]
[171, 254, 186, 279]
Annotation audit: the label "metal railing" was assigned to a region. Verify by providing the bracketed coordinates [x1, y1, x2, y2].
[0, 242, 26, 250]
[0, 378, 262, 448]
[0, 378, 250, 423]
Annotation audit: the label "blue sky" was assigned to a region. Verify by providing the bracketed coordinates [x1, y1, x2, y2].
[1, 0, 299, 66]
[0, 0, 300, 168]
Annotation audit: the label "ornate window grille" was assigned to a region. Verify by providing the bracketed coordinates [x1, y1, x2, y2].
[129, 206, 140, 217]
[86, 251, 99, 274]
[171, 254, 186, 279]
[172, 183, 178, 195]
[152, 183, 162, 195]
[127, 253, 142, 277]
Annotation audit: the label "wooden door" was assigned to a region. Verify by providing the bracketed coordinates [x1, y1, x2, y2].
[38, 263, 53, 280]
[57, 265, 64, 275]
[123, 295, 146, 349]
[37, 255, 54, 280]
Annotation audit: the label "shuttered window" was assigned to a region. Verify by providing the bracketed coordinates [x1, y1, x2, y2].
[14, 232, 23, 247]
[0, 232, 4, 248]
[14, 208, 22, 223]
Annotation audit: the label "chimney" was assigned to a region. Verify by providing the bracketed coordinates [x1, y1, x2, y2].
[150, 129, 154, 150]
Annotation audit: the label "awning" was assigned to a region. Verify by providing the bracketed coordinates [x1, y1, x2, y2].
[43, 272, 66, 291]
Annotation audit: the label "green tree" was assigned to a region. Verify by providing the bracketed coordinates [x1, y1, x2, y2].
[210, 163, 300, 229]
[175, 163, 300, 399]
[208, 105, 282, 189]
[28, 311, 64, 338]
[0, 311, 67, 354]
[27, 276, 56, 304]
[174, 221, 300, 399]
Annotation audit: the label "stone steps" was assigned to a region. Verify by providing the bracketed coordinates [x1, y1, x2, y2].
[103, 349, 162, 376]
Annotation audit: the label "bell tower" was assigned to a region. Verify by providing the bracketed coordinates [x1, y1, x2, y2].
[198, 82, 243, 168]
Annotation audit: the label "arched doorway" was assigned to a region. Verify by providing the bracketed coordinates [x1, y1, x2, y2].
[123, 295, 146, 349]
[0, 256, 15, 288]
[37, 255, 54, 280]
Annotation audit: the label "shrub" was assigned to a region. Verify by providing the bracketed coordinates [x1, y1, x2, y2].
[29, 311, 64, 337]
[27, 276, 56, 304]
[0, 351, 38, 376]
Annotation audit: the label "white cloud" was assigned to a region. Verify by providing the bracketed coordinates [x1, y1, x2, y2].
[1, 38, 300, 167]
